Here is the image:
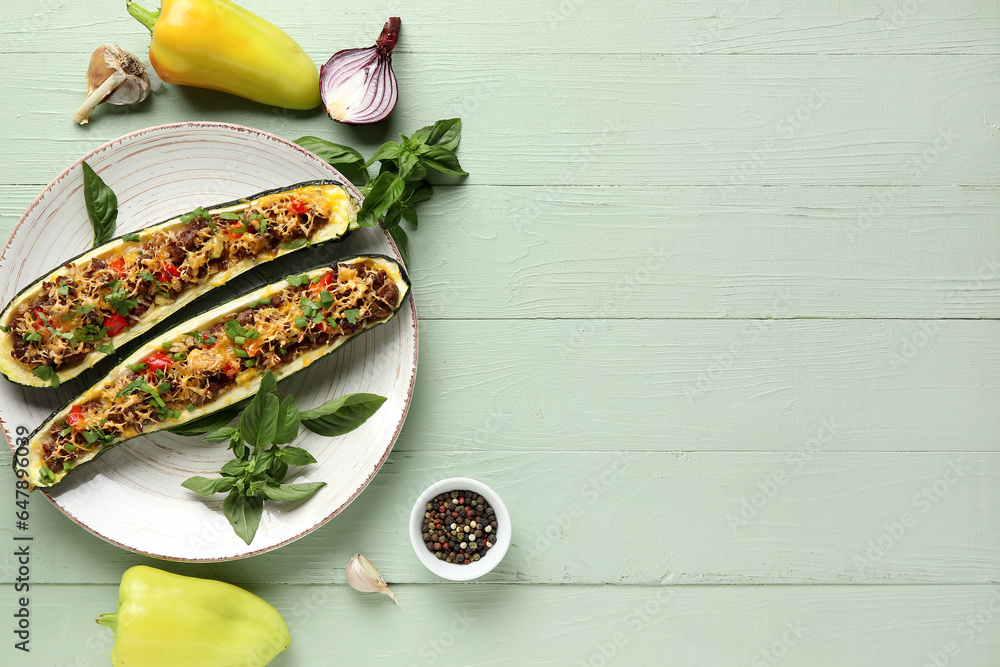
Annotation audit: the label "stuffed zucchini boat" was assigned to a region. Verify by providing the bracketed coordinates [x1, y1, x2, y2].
[0, 180, 360, 388]
[14, 255, 409, 490]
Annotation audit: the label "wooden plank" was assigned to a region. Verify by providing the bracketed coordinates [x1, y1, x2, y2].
[8, 583, 1000, 666]
[2, 0, 999, 55]
[0, 55, 997, 187]
[3, 450, 998, 586]
[2, 185, 999, 319]
[400, 319, 998, 453]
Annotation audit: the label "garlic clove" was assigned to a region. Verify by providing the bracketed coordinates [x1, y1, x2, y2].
[345, 553, 401, 608]
[73, 44, 157, 125]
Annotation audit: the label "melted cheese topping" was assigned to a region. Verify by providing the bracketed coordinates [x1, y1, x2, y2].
[10, 185, 351, 372]
[36, 259, 402, 477]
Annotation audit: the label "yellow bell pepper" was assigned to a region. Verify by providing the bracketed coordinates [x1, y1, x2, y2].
[127, 0, 320, 110]
[96, 566, 291, 667]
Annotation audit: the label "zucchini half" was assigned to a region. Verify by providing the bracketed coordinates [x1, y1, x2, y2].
[0, 180, 360, 387]
[14, 255, 410, 490]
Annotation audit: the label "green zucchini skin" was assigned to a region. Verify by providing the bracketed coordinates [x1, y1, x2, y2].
[13, 254, 410, 490]
[0, 180, 360, 388]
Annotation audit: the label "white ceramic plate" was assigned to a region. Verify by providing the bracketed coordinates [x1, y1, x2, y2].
[0, 122, 417, 561]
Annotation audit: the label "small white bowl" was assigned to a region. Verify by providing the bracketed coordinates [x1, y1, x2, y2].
[409, 477, 511, 581]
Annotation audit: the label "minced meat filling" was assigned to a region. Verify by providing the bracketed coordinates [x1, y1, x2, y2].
[39, 260, 400, 475]
[11, 187, 338, 371]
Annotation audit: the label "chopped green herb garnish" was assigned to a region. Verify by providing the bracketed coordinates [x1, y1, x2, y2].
[105, 281, 138, 316]
[129, 363, 148, 372]
[224, 319, 259, 342]
[344, 309, 360, 324]
[97, 342, 115, 355]
[285, 274, 310, 287]
[161, 341, 172, 349]
[173, 352, 187, 361]
[64, 443, 76, 452]
[180, 207, 213, 224]
[294, 317, 307, 329]
[187, 403, 196, 412]
[122, 232, 141, 242]
[32, 365, 59, 387]
[244, 359, 256, 367]
[58, 284, 69, 296]
[235, 349, 249, 358]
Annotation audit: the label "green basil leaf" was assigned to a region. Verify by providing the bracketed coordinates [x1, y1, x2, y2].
[400, 204, 418, 228]
[181, 476, 235, 498]
[252, 449, 275, 475]
[300, 393, 387, 437]
[82, 161, 118, 248]
[31, 365, 59, 388]
[358, 172, 405, 228]
[275, 446, 316, 466]
[293, 137, 369, 185]
[398, 149, 420, 179]
[261, 481, 326, 502]
[404, 182, 433, 207]
[267, 459, 289, 484]
[231, 433, 247, 459]
[240, 390, 279, 450]
[223, 492, 263, 545]
[364, 141, 401, 168]
[221, 458, 250, 476]
[258, 370, 277, 397]
[422, 118, 462, 151]
[274, 396, 300, 444]
[204, 426, 238, 443]
[388, 227, 410, 266]
[418, 146, 468, 176]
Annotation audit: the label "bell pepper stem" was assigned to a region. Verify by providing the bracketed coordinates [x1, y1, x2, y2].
[95, 612, 118, 632]
[126, 0, 160, 33]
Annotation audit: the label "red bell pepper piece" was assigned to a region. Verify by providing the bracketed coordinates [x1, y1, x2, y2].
[142, 352, 173, 379]
[288, 197, 308, 216]
[66, 404, 84, 430]
[155, 262, 182, 284]
[307, 271, 334, 292]
[103, 314, 128, 337]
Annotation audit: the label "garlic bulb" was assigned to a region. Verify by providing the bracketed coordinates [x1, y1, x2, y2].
[73, 44, 161, 125]
[345, 553, 400, 607]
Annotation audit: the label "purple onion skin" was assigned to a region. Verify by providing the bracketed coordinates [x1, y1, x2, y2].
[320, 18, 401, 125]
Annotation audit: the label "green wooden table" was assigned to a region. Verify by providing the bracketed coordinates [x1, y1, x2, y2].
[2, 1, 999, 664]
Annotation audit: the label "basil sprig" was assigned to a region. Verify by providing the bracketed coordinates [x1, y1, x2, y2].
[81, 161, 118, 248]
[181, 371, 386, 544]
[295, 118, 467, 265]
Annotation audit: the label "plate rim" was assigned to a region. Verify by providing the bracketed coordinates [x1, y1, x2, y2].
[0, 121, 418, 562]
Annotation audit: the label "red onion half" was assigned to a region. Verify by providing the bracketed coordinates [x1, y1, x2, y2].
[320, 17, 400, 125]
